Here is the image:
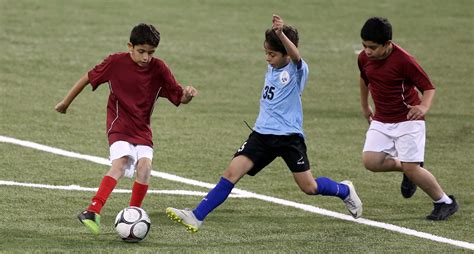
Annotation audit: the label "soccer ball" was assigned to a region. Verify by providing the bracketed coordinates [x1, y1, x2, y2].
[114, 206, 151, 242]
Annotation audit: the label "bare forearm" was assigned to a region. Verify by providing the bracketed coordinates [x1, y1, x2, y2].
[420, 89, 435, 110]
[272, 15, 300, 63]
[55, 73, 89, 113]
[277, 32, 301, 63]
[64, 74, 89, 104]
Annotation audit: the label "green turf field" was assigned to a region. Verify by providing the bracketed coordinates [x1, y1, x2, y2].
[1, 0, 473, 252]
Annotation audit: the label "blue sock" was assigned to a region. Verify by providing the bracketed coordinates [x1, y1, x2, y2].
[315, 177, 349, 199]
[193, 177, 235, 221]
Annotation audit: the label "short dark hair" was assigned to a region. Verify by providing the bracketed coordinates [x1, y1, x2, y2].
[265, 25, 299, 55]
[360, 17, 392, 45]
[130, 23, 161, 47]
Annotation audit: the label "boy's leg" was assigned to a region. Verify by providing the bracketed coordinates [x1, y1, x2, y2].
[363, 124, 418, 196]
[166, 177, 234, 233]
[363, 151, 417, 197]
[130, 182, 148, 207]
[403, 163, 443, 199]
[166, 155, 253, 232]
[78, 157, 127, 235]
[292, 171, 346, 197]
[401, 159, 424, 199]
[402, 162, 458, 220]
[130, 157, 152, 207]
[293, 171, 362, 218]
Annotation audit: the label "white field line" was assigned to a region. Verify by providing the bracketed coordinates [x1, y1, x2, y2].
[0, 135, 472, 250]
[0, 180, 247, 198]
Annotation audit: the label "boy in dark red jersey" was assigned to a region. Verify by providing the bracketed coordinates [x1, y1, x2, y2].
[55, 23, 198, 234]
[358, 17, 458, 220]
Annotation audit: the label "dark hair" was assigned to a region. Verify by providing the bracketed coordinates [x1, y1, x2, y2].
[130, 23, 161, 47]
[360, 17, 392, 45]
[265, 25, 299, 55]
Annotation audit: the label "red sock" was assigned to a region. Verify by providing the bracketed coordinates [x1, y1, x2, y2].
[129, 181, 148, 207]
[87, 175, 117, 214]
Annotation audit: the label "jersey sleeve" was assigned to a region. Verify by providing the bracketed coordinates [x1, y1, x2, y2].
[404, 55, 435, 92]
[296, 59, 309, 92]
[358, 54, 369, 86]
[88, 54, 114, 91]
[157, 62, 183, 106]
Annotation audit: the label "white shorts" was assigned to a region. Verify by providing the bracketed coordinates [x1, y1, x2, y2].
[363, 120, 425, 163]
[110, 141, 154, 178]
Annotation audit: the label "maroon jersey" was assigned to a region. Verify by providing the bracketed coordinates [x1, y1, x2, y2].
[88, 52, 183, 147]
[358, 43, 435, 123]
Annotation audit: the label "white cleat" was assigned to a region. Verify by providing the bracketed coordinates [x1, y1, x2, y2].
[341, 180, 363, 219]
[166, 207, 203, 233]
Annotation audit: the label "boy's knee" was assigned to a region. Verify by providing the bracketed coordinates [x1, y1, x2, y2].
[362, 152, 390, 172]
[401, 162, 420, 173]
[362, 159, 378, 172]
[221, 170, 236, 183]
[107, 167, 125, 180]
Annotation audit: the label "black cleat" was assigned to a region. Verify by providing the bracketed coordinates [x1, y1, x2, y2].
[426, 195, 459, 221]
[401, 173, 417, 198]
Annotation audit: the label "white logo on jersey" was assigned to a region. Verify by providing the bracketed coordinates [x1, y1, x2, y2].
[280, 71, 290, 85]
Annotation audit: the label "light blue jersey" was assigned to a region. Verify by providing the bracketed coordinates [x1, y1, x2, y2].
[254, 59, 309, 137]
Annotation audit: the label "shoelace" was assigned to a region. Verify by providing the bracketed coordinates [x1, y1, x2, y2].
[344, 198, 357, 209]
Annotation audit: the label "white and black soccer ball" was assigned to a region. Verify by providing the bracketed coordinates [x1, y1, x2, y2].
[114, 206, 151, 242]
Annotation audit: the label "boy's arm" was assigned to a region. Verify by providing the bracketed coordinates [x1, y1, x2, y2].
[406, 89, 435, 120]
[55, 73, 90, 113]
[272, 15, 301, 63]
[359, 77, 373, 123]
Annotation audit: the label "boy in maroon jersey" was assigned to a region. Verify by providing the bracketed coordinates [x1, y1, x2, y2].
[55, 23, 198, 234]
[357, 17, 458, 220]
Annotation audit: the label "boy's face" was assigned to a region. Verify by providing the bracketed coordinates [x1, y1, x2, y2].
[362, 40, 391, 60]
[264, 42, 289, 68]
[128, 43, 156, 66]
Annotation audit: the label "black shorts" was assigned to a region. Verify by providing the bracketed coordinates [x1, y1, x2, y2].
[234, 131, 310, 176]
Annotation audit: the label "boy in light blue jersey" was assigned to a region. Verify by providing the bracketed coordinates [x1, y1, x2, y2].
[254, 48, 308, 136]
[166, 15, 363, 233]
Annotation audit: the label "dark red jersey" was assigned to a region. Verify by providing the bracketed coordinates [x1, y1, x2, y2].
[358, 43, 435, 123]
[88, 52, 183, 147]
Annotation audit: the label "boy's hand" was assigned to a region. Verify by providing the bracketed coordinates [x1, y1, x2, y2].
[181, 86, 198, 104]
[55, 101, 69, 114]
[406, 104, 428, 120]
[272, 14, 284, 35]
